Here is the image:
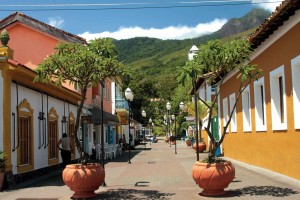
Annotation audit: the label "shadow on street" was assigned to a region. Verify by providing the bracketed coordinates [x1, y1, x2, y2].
[225, 185, 299, 198]
[92, 188, 175, 200]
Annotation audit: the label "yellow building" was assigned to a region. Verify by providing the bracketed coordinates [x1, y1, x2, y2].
[219, 0, 300, 180]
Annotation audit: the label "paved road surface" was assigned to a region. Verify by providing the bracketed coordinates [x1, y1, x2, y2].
[0, 138, 299, 199]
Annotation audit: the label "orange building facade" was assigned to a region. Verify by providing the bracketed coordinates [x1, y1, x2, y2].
[219, 1, 300, 180]
[0, 12, 88, 184]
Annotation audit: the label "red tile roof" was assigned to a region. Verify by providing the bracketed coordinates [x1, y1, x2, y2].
[248, 0, 300, 49]
[0, 12, 87, 45]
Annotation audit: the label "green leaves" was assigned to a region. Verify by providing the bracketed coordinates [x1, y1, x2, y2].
[190, 38, 262, 84]
[35, 38, 122, 90]
[34, 38, 123, 159]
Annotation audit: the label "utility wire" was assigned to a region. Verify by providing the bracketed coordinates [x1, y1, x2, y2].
[0, 0, 280, 7]
[0, 0, 283, 11]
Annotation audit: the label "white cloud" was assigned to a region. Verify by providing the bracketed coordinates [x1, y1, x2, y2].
[252, 0, 282, 11]
[48, 17, 64, 28]
[78, 18, 228, 41]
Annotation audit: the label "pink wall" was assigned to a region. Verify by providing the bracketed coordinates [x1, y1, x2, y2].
[3, 23, 80, 92]
[85, 87, 93, 106]
[4, 23, 58, 70]
[91, 78, 112, 113]
[103, 79, 112, 113]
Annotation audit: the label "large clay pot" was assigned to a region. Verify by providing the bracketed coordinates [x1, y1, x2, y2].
[185, 139, 191, 146]
[0, 171, 5, 190]
[165, 137, 169, 143]
[62, 163, 105, 199]
[193, 142, 206, 153]
[192, 161, 235, 197]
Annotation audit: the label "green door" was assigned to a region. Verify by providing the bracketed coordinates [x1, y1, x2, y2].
[211, 116, 221, 156]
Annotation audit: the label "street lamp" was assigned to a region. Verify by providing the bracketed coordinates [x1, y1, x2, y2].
[125, 87, 134, 164]
[141, 110, 147, 149]
[142, 110, 146, 117]
[179, 101, 185, 111]
[170, 102, 185, 155]
[166, 102, 171, 147]
[149, 118, 152, 145]
[163, 115, 167, 139]
[188, 45, 200, 161]
[171, 114, 176, 154]
[141, 110, 146, 141]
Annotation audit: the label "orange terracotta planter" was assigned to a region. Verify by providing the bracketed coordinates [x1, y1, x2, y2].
[192, 161, 235, 196]
[193, 142, 206, 153]
[62, 163, 105, 199]
[0, 172, 5, 190]
[186, 140, 191, 146]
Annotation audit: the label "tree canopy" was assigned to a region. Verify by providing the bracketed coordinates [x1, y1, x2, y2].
[192, 38, 262, 162]
[34, 38, 122, 163]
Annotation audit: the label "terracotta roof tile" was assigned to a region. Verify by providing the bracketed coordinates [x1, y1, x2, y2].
[248, 0, 300, 49]
[0, 12, 87, 45]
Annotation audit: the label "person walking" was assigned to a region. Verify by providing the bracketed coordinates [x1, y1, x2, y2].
[57, 133, 72, 169]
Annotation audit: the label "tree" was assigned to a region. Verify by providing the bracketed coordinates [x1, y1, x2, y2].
[185, 101, 211, 135]
[177, 45, 203, 161]
[192, 38, 262, 163]
[34, 38, 122, 164]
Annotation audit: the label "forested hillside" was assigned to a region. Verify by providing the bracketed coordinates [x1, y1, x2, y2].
[114, 8, 270, 122]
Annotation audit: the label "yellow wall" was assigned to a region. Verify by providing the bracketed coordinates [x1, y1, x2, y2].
[220, 23, 300, 180]
[0, 50, 12, 171]
[200, 129, 209, 151]
[0, 46, 81, 173]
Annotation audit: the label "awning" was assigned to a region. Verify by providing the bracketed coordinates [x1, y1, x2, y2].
[90, 108, 120, 126]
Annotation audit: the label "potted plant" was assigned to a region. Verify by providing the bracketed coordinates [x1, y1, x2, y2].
[185, 135, 193, 146]
[180, 38, 261, 196]
[164, 135, 169, 143]
[0, 29, 10, 47]
[193, 139, 206, 153]
[185, 101, 209, 153]
[35, 38, 122, 198]
[169, 135, 176, 145]
[0, 151, 7, 190]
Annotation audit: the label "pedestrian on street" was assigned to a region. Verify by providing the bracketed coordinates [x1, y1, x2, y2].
[57, 133, 72, 169]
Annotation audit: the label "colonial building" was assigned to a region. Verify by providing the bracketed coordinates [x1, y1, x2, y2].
[219, 0, 300, 180]
[0, 12, 89, 183]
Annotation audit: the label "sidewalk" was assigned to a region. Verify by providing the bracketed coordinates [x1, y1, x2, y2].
[0, 139, 300, 199]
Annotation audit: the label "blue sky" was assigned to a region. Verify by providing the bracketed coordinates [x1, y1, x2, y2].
[0, 0, 282, 41]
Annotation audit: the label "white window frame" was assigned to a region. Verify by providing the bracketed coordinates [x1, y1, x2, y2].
[200, 87, 206, 102]
[254, 77, 267, 131]
[222, 97, 228, 133]
[206, 84, 212, 102]
[291, 55, 300, 129]
[229, 93, 237, 132]
[270, 65, 287, 130]
[242, 85, 251, 132]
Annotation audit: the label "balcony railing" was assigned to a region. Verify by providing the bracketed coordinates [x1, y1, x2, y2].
[115, 99, 129, 110]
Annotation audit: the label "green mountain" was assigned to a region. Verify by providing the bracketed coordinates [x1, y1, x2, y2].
[114, 8, 270, 121]
[214, 8, 271, 38]
[115, 8, 270, 67]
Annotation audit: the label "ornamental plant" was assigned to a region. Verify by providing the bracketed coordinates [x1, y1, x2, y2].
[0, 151, 7, 171]
[185, 38, 262, 163]
[34, 38, 122, 164]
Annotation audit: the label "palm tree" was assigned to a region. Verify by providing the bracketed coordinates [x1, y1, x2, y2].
[185, 101, 209, 138]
